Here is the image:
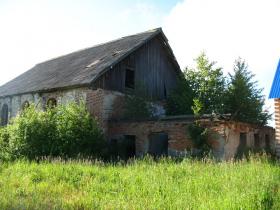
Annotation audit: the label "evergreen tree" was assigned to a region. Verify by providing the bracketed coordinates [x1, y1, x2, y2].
[225, 58, 271, 125]
[185, 52, 226, 114]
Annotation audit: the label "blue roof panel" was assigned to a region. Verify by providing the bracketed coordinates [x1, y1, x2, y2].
[269, 59, 280, 99]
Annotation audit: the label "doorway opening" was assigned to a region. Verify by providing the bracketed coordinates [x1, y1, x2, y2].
[148, 132, 168, 157]
[110, 135, 136, 160]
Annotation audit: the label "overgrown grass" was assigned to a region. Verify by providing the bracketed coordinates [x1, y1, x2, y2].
[0, 156, 279, 209]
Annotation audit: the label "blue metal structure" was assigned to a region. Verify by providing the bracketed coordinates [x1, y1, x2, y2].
[269, 59, 280, 99]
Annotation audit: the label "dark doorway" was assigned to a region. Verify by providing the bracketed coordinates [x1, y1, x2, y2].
[148, 132, 168, 157]
[1, 104, 9, 126]
[123, 135, 136, 158]
[235, 132, 247, 159]
[254, 134, 260, 149]
[109, 135, 136, 160]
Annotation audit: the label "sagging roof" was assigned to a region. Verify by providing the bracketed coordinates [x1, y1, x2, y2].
[269, 59, 280, 99]
[0, 28, 172, 97]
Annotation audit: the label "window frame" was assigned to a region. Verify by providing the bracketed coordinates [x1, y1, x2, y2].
[47, 98, 57, 109]
[21, 101, 30, 110]
[125, 67, 135, 89]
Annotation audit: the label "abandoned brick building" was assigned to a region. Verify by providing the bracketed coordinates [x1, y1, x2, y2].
[0, 28, 275, 159]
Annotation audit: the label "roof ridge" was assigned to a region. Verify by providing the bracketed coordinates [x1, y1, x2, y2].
[36, 27, 162, 66]
[0, 27, 165, 97]
[269, 58, 280, 99]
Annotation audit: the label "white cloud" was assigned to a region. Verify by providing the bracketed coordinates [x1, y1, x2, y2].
[163, 0, 280, 125]
[0, 0, 163, 86]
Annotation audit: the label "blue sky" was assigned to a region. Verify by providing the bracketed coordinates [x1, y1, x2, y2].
[0, 0, 279, 125]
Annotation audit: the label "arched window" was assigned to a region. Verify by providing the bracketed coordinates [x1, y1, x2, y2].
[47, 98, 57, 109]
[1, 104, 9, 126]
[21, 101, 30, 110]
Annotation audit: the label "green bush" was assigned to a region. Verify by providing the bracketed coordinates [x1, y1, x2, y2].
[187, 123, 211, 156]
[0, 127, 10, 161]
[0, 102, 106, 160]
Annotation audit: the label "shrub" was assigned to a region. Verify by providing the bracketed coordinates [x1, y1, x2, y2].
[54, 103, 106, 157]
[187, 122, 211, 156]
[0, 127, 10, 161]
[0, 102, 106, 160]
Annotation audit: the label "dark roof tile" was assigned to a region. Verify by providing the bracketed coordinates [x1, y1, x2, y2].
[0, 28, 162, 97]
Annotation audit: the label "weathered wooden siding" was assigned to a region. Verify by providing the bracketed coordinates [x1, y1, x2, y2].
[93, 34, 179, 100]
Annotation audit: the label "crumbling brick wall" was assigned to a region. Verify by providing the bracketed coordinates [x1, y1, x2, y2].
[108, 119, 275, 159]
[86, 89, 125, 133]
[108, 119, 194, 156]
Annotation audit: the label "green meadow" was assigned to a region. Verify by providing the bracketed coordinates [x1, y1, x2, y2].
[0, 156, 279, 210]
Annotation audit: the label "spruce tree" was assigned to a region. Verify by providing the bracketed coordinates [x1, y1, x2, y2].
[225, 58, 271, 125]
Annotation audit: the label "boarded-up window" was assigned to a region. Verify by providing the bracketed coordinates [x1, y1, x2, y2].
[1, 104, 9, 126]
[125, 69, 135, 89]
[148, 132, 168, 157]
[22, 101, 30, 110]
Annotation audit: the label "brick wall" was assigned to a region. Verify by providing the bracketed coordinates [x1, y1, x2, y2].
[108, 120, 194, 156]
[274, 98, 280, 157]
[108, 119, 275, 159]
[86, 89, 125, 133]
[86, 89, 104, 127]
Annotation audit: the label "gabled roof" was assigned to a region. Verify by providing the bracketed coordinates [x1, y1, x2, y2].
[269, 59, 280, 99]
[0, 28, 177, 97]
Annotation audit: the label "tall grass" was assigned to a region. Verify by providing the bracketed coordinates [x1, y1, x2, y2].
[0, 156, 279, 209]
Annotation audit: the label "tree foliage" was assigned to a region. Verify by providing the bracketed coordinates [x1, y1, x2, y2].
[166, 53, 270, 125]
[224, 58, 271, 125]
[166, 75, 194, 115]
[185, 52, 226, 115]
[0, 102, 106, 160]
[187, 122, 211, 155]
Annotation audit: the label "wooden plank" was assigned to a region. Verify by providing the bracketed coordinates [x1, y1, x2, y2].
[94, 35, 179, 100]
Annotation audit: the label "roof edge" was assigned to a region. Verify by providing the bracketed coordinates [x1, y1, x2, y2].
[269, 59, 280, 99]
[0, 83, 90, 99]
[89, 28, 181, 85]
